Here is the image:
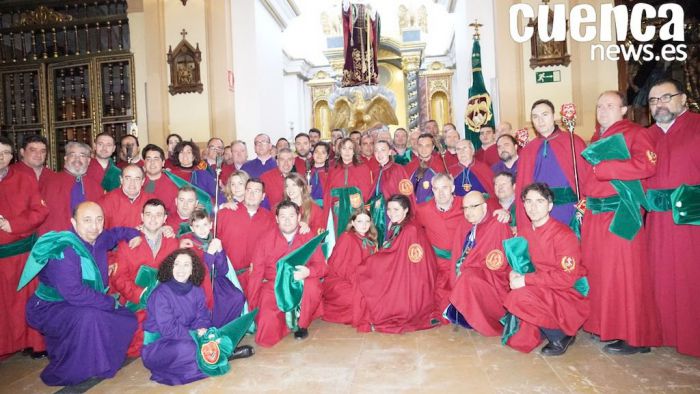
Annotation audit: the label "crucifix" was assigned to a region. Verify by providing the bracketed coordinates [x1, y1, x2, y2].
[468, 19, 483, 40]
[180, 29, 187, 40]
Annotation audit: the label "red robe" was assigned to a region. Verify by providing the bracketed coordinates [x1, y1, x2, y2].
[515, 128, 588, 230]
[475, 144, 500, 167]
[293, 156, 310, 175]
[143, 174, 179, 216]
[38, 170, 104, 235]
[444, 151, 459, 169]
[324, 162, 373, 211]
[504, 219, 590, 353]
[10, 161, 55, 189]
[449, 212, 513, 336]
[371, 161, 411, 199]
[415, 197, 464, 317]
[116, 158, 143, 169]
[248, 229, 325, 347]
[0, 168, 49, 355]
[217, 206, 275, 294]
[448, 160, 495, 197]
[353, 221, 438, 333]
[219, 163, 242, 188]
[99, 190, 156, 229]
[85, 159, 108, 189]
[580, 119, 661, 347]
[646, 111, 700, 357]
[323, 232, 375, 324]
[165, 213, 190, 235]
[361, 155, 380, 179]
[111, 234, 179, 356]
[260, 169, 287, 209]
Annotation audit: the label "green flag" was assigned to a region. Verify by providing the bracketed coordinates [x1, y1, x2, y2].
[464, 38, 495, 151]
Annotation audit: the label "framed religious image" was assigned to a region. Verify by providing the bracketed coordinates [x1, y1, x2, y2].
[528, 8, 571, 69]
[167, 29, 203, 95]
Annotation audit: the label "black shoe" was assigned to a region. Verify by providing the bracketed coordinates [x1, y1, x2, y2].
[30, 351, 48, 359]
[294, 328, 309, 340]
[228, 345, 254, 361]
[603, 340, 651, 355]
[541, 335, 576, 356]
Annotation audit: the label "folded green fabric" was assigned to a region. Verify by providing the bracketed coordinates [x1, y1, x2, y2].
[671, 184, 700, 225]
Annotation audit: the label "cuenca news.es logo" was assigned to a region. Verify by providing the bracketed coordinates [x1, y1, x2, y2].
[509, 3, 687, 62]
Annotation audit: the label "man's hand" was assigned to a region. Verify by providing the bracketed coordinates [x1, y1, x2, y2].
[493, 209, 511, 224]
[128, 236, 142, 249]
[0, 216, 11, 233]
[299, 222, 311, 235]
[180, 238, 194, 248]
[109, 263, 118, 276]
[293, 265, 310, 281]
[161, 225, 175, 238]
[207, 238, 223, 254]
[509, 271, 526, 290]
[220, 201, 239, 211]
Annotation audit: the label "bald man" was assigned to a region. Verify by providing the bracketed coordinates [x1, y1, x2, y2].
[448, 140, 494, 198]
[446, 191, 512, 335]
[99, 164, 155, 228]
[22, 202, 140, 386]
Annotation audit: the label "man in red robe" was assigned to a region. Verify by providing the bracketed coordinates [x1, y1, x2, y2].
[442, 124, 461, 169]
[110, 198, 178, 357]
[99, 164, 155, 229]
[260, 148, 295, 209]
[141, 144, 179, 215]
[475, 125, 500, 167]
[448, 139, 494, 198]
[11, 134, 55, 188]
[581, 91, 661, 354]
[515, 99, 587, 229]
[645, 79, 700, 357]
[447, 191, 512, 336]
[0, 137, 50, 359]
[504, 183, 589, 356]
[414, 173, 464, 318]
[165, 186, 199, 235]
[85, 132, 119, 191]
[248, 201, 325, 347]
[39, 142, 104, 235]
[293, 133, 312, 175]
[217, 178, 275, 295]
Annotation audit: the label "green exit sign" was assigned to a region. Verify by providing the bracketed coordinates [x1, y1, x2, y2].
[535, 70, 561, 84]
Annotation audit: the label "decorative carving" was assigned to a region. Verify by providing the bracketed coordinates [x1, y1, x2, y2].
[19, 6, 73, 26]
[401, 55, 421, 72]
[330, 87, 399, 131]
[528, 3, 570, 69]
[398, 4, 428, 33]
[429, 79, 447, 94]
[167, 29, 203, 95]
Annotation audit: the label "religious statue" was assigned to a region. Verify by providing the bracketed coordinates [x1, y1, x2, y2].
[341, 0, 380, 87]
[330, 87, 398, 131]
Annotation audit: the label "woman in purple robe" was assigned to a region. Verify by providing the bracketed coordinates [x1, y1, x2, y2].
[142, 248, 214, 385]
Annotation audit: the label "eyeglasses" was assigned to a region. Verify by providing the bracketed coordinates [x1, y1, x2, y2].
[648, 93, 681, 105]
[0, 151, 12, 157]
[462, 202, 484, 210]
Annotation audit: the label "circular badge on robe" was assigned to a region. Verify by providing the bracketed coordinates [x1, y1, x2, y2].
[422, 181, 430, 190]
[485, 249, 505, 270]
[646, 150, 657, 165]
[201, 340, 221, 364]
[408, 243, 424, 263]
[350, 193, 363, 209]
[399, 179, 414, 195]
[463, 183, 472, 192]
[561, 256, 576, 273]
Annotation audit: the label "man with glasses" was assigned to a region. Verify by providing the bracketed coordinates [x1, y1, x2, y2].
[241, 133, 277, 178]
[204, 137, 225, 175]
[645, 78, 700, 357]
[445, 190, 512, 335]
[0, 136, 49, 359]
[580, 90, 660, 355]
[98, 164, 155, 228]
[39, 141, 104, 234]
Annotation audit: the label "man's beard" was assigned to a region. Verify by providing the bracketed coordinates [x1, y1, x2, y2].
[653, 107, 678, 124]
[499, 152, 513, 162]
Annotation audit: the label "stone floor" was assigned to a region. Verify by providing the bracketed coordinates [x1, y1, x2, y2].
[2, 320, 700, 393]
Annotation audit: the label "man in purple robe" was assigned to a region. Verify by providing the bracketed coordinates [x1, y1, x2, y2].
[241, 133, 277, 179]
[22, 201, 140, 386]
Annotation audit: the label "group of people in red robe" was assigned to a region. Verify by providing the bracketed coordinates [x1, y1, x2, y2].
[0, 78, 698, 389]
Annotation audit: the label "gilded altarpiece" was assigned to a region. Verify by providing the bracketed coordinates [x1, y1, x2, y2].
[419, 62, 453, 131]
[308, 71, 335, 139]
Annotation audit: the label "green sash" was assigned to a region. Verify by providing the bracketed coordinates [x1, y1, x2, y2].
[393, 149, 412, 166]
[101, 159, 122, 192]
[274, 231, 327, 332]
[432, 245, 451, 260]
[178, 221, 192, 237]
[581, 134, 649, 240]
[550, 187, 578, 206]
[0, 233, 37, 258]
[500, 237, 589, 345]
[647, 184, 700, 225]
[125, 265, 159, 312]
[330, 186, 363, 238]
[368, 193, 387, 247]
[164, 171, 213, 213]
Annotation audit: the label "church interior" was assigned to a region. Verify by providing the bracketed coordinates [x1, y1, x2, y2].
[1, 0, 700, 392]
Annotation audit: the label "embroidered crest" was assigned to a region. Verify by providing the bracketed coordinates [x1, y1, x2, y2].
[561, 256, 576, 273]
[349, 193, 363, 209]
[408, 243, 424, 263]
[422, 180, 430, 190]
[485, 249, 505, 270]
[575, 198, 587, 214]
[463, 183, 472, 192]
[398, 179, 414, 195]
[465, 93, 493, 132]
[646, 150, 657, 165]
[201, 340, 221, 364]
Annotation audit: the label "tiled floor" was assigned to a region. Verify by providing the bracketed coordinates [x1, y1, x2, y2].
[2, 320, 700, 393]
